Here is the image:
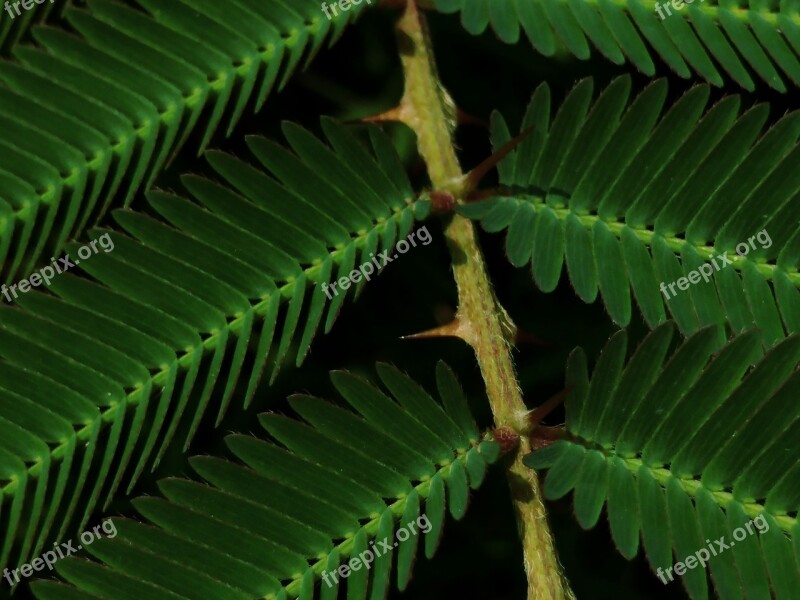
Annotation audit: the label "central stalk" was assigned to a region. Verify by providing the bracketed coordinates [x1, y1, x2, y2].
[392, 2, 575, 598]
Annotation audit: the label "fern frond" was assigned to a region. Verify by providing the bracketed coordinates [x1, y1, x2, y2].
[525, 322, 800, 599]
[28, 362, 500, 600]
[0, 0, 370, 283]
[433, 0, 800, 92]
[460, 77, 800, 345]
[0, 121, 428, 574]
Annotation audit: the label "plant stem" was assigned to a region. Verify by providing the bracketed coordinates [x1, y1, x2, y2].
[393, 3, 575, 599]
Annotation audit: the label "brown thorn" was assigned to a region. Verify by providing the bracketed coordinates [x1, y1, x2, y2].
[462, 126, 533, 194]
[526, 385, 574, 429]
[529, 426, 566, 451]
[359, 104, 411, 125]
[456, 108, 489, 128]
[359, 105, 484, 134]
[401, 316, 476, 346]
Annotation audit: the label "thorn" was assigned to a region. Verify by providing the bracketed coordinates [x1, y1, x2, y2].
[359, 104, 411, 125]
[455, 108, 488, 128]
[526, 385, 573, 429]
[529, 426, 566, 451]
[401, 317, 475, 345]
[461, 126, 534, 195]
[464, 189, 498, 203]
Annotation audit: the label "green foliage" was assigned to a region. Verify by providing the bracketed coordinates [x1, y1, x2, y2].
[0, 120, 426, 575]
[0, 0, 77, 54]
[433, 0, 800, 92]
[460, 76, 800, 345]
[525, 322, 800, 599]
[28, 362, 500, 600]
[0, 1, 795, 598]
[0, 0, 367, 283]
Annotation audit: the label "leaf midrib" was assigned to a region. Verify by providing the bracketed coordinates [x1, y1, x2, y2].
[0, 202, 415, 498]
[573, 441, 797, 533]
[509, 194, 800, 285]
[624, 455, 796, 532]
[279, 436, 488, 599]
[5, 18, 317, 227]
[587, 0, 797, 27]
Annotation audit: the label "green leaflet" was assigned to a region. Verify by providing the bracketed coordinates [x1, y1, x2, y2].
[524, 323, 800, 599]
[459, 77, 800, 345]
[433, 0, 800, 91]
[0, 0, 76, 54]
[0, 121, 426, 574]
[0, 0, 373, 284]
[29, 364, 500, 600]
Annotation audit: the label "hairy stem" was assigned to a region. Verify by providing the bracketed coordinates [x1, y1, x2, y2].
[393, 3, 575, 599]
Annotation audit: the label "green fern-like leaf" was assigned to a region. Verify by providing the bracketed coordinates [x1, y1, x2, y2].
[460, 76, 800, 345]
[525, 322, 800, 599]
[433, 0, 800, 92]
[29, 362, 500, 600]
[0, 0, 372, 284]
[0, 120, 428, 574]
